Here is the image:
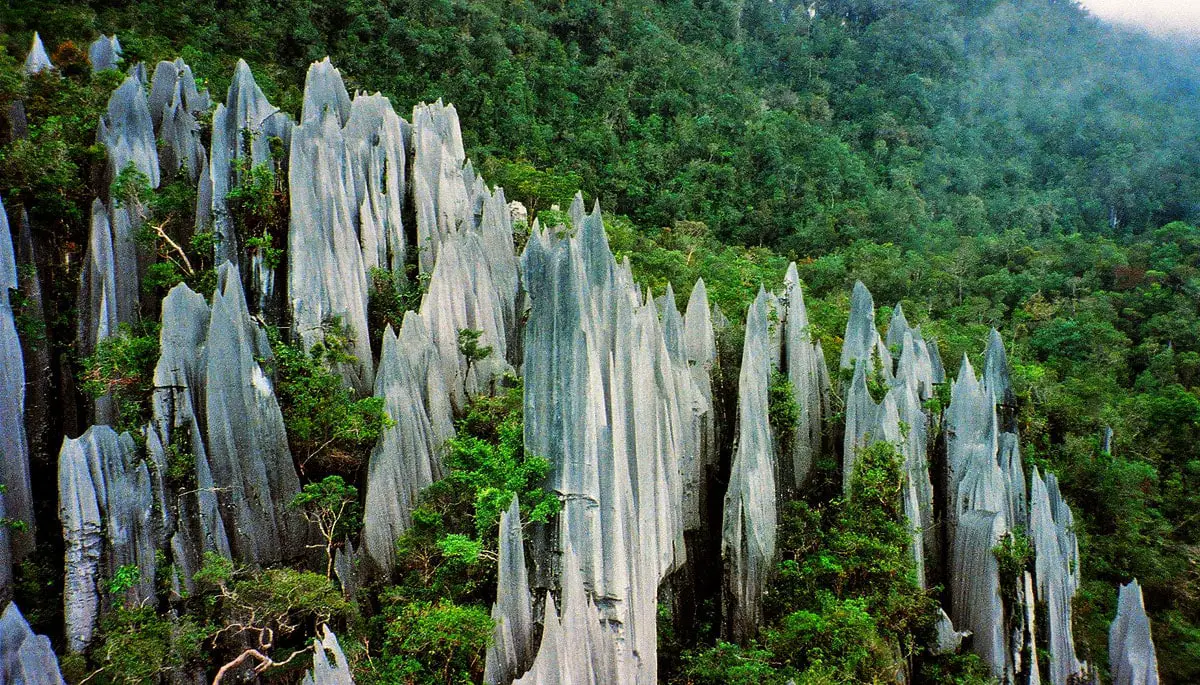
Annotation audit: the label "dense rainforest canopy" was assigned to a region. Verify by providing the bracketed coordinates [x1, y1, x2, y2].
[0, 0, 1198, 682]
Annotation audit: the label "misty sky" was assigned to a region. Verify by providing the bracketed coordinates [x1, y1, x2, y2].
[1080, 0, 1200, 35]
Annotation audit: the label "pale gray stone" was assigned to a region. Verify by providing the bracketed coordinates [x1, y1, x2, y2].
[952, 510, 1008, 680]
[59, 426, 155, 652]
[23, 33, 52, 75]
[1110, 580, 1159, 685]
[722, 288, 777, 643]
[484, 496, 535, 684]
[0, 602, 65, 684]
[0, 197, 32, 560]
[412, 100, 471, 273]
[782, 263, 827, 489]
[88, 35, 122, 72]
[209, 60, 293, 266]
[362, 315, 453, 575]
[839, 280, 891, 380]
[301, 58, 351, 126]
[302, 625, 355, 685]
[204, 263, 306, 564]
[1030, 468, 1083, 684]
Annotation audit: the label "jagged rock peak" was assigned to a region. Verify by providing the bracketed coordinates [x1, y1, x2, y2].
[0, 602, 66, 684]
[842, 360, 901, 494]
[204, 263, 306, 564]
[839, 280, 892, 380]
[0, 196, 31, 566]
[102, 75, 161, 189]
[781, 262, 828, 489]
[362, 315, 453, 576]
[24, 32, 52, 75]
[59, 426, 155, 653]
[302, 57, 352, 125]
[302, 625, 355, 685]
[344, 91, 409, 275]
[287, 95, 373, 392]
[1030, 467, 1083, 684]
[722, 287, 777, 642]
[209, 58, 293, 265]
[951, 509, 1009, 680]
[983, 328, 1015, 413]
[885, 301, 910, 351]
[1110, 580, 1159, 685]
[412, 99, 471, 273]
[88, 35, 122, 72]
[484, 496, 534, 684]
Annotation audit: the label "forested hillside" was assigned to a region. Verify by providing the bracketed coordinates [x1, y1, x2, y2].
[0, 0, 1197, 682]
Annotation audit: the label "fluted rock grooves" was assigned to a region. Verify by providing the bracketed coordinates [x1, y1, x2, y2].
[0, 42, 1162, 685]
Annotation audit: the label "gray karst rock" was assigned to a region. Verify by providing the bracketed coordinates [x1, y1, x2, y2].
[894, 333, 935, 587]
[842, 360, 901, 495]
[1110, 580, 1159, 685]
[513, 546, 625, 684]
[76, 198, 120, 413]
[301, 58, 352, 126]
[418, 227, 514, 410]
[362, 315, 453, 575]
[952, 509, 1009, 680]
[521, 200, 702, 682]
[983, 328, 1016, 430]
[88, 35, 122, 72]
[944, 355, 998, 538]
[0, 197, 33, 561]
[722, 288, 777, 643]
[58, 426, 156, 652]
[151, 59, 210, 183]
[1030, 468, 1083, 684]
[204, 263, 306, 564]
[484, 496, 535, 684]
[412, 99, 471, 273]
[102, 76, 161, 190]
[0, 602, 66, 685]
[23, 32, 52, 75]
[839, 280, 892, 381]
[343, 93, 408, 275]
[683, 277, 718, 521]
[301, 625, 355, 685]
[887, 304, 943, 400]
[933, 608, 971, 655]
[288, 87, 373, 393]
[144, 282, 233, 593]
[209, 59, 293, 266]
[781, 263, 827, 490]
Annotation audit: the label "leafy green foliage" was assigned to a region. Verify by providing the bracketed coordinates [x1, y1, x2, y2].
[373, 599, 492, 685]
[107, 564, 142, 596]
[79, 321, 161, 434]
[291, 475, 362, 578]
[993, 530, 1034, 603]
[267, 322, 388, 476]
[80, 605, 207, 685]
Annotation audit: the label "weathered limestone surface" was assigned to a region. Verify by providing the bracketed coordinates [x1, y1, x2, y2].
[683, 278, 718, 528]
[0, 602, 65, 685]
[209, 59, 293, 265]
[1110, 580, 1159, 685]
[721, 288, 777, 643]
[301, 625, 355, 685]
[301, 58, 352, 126]
[23, 33, 52, 75]
[520, 201, 705, 683]
[150, 59, 210, 183]
[144, 283, 233, 593]
[288, 80, 373, 392]
[0, 198, 33, 560]
[344, 93, 408, 274]
[412, 100, 471, 273]
[952, 509, 1008, 679]
[484, 496, 534, 684]
[88, 35, 122, 72]
[362, 315, 453, 575]
[204, 263, 306, 564]
[781, 263, 827, 489]
[839, 280, 892, 380]
[1030, 468, 1083, 684]
[58, 426, 156, 652]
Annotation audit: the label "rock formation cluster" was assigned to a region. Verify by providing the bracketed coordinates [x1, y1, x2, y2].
[0, 38, 1163, 685]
